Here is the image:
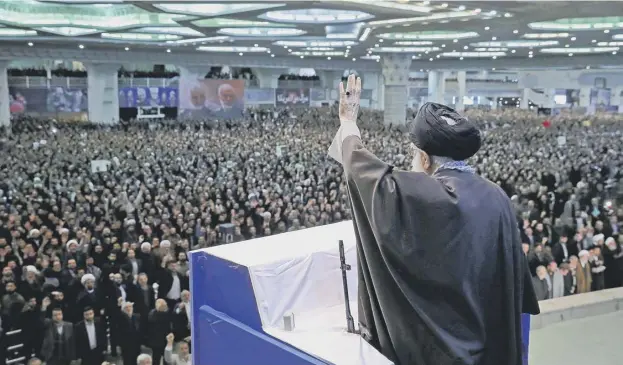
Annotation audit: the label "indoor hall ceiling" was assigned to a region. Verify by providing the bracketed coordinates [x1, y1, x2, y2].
[0, 0, 622, 69]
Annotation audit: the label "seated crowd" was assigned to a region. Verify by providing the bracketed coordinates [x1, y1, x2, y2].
[0, 106, 622, 365]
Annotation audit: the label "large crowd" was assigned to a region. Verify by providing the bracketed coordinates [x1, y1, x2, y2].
[0, 105, 622, 365]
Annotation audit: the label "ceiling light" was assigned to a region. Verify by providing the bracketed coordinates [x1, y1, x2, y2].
[124, 47, 129, 51]
[394, 41, 434, 46]
[504, 13, 512, 18]
[453, 39, 458, 43]
[471, 40, 559, 48]
[291, 51, 343, 56]
[134, 27, 204, 37]
[300, 55, 304, 58]
[441, 3, 448, 8]
[274, 40, 357, 47]
[102, 33, 180, 41]
[347, 45, 351, 49]
[485, 26, 490, 30]
[429, 58, 433, 61]
[492, 56, 497, 59]
[78, 44, 84, 49]
[492, 68, 496, 70]
[261, 8, 373, 23]
[441, 51, 506, 58]
[240, 52, 244, 56]
[613, 51, 618, 54]
[0, 29, 37, 37]
[539, 47, 619, 54]
[37, 27, 99, 36]
[474, 47, 508, 51]
[372, 46, 441, 53]
[523, 33, 569, 39]
[459, 57, 463, 60]
[166, 49, 171, 53]
[218, 28, 305, 37]
[492, 37, 497, 40]
[604, 29, 610, 33]
[197, 46, 269, 52]
[511, 49, 516, 53]
[441, 44, 446, 47]
[254, 44, 258, 47]
[271, 54, 275, 57]
[528, 54, 533, 58]
[513, 30, 519, 34]
[378, 31, 479, 40]
[154, 3, 282, 16]
[529, 17, 623, 31]
[565, 44, 570, 47]
[586, 65, 591, 69]
[569, 53, 573, 56]
[352, 57, 356, 61]
[570, 36, 577, 41]
[592, 39, 597, 43]
[457, 5, 466, 11]
[306, 47, 334, 51]
[327, 56, 331, 60]
[27, 42, 33, 47]
[359, 28, 372, 42]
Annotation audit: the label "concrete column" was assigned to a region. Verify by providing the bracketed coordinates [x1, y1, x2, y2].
[427, 71, 438, 103]
[456, 70, 467, 112]
[254, 68, 286, 89]
[381, 54, 411, 125]
[579, 87, 591, 108]
[85, 63, 120, 125]
[0, 61, 9, 128]
[544, 88, 556, 108]
[520, 88, 530, 109]
[437, 71, 447, 104]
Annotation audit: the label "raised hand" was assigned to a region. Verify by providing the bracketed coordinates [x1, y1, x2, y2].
[338, 74, 362, 124]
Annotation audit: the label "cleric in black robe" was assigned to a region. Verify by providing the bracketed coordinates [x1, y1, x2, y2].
[328, 75, 540, 365]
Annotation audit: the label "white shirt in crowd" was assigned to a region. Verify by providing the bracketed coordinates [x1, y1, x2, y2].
[165, 345, 191, 365]
[166, 272, 181, 300]
[85, 321, 97, 349]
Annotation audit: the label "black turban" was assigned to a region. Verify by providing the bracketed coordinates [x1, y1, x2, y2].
[409, 102, 481, 161]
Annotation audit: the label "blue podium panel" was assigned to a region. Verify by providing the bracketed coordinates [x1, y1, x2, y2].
[522, 314, 531, 365]
[196, 304, 328, 365]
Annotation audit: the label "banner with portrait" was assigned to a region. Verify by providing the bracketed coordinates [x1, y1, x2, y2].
[179, 73, 245, 120]
[119, 87, 179, 108]
[46, 86, 88, 113]
[9, 87, 47, 114]
[275, 88, 310, 106]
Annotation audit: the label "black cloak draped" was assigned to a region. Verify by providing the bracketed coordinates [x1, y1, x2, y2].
[340, 136, 540, 365]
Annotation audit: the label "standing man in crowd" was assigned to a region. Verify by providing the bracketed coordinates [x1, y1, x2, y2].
[74, 306, 106, 365]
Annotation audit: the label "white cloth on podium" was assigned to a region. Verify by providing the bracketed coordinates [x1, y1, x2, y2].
[204, 221, 393, 365]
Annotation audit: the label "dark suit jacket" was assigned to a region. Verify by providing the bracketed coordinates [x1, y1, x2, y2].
[127, 284, 155, 316]
[41, 321, 76, 361]
[76, 289, 104, 315]
[74, 319, 107, 359]
[156, 270, 189, 299]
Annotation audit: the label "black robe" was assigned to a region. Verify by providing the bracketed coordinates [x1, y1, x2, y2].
[339, 135, 540, 365]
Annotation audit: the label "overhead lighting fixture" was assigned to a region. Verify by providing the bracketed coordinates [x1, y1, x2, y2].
[153, 3, 284, 17]
[612, 34, 623, 40]
[345, 1, 431, 13]
[27, 42, 33, 46]
[540, 47, 619, 54]
[474, 47, 508, 51]
[368, 11, 477, 27]
[570, 36, 577, 41]
[471, 40, 559, 48]
[261, 8, 373, 23]
[305, 47, 334, 51]
[166, 36, 229, 45]
[134, 27, 204, 37]
[37, 27, 99, 36]
[0, 29, 37, 36]
[441, 51, 506, 58]
[192, 18, 286, 28]
[166, 49, 171, 53]
[485, 26, 490, 30]
[102, 33, 181, 41]
[78, 44, 84, 49]
[529, 17, 623, 31]
[124, 47, 129, 51]
[197, 46, 269, 52]
[604, 29, 610, 33]
[218, 27, 305, 37]
[291, 51, 344, 56]
[598, 41, 623, 46]
[393, 41, 433, 46]
[504, 13, 512, 18]
[359, 27, 372, 41]
[371, 46, 441, 53]
[523, 33, 569, 39]
[361, 55, 380, 60]
[274, 40, 357, 47]
[513, 30, 519, 34]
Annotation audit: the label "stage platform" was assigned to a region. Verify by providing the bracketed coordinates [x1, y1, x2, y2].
[189, 220, 531, 365]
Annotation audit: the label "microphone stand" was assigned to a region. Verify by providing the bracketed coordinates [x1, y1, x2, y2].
[339, 240, 356, 333]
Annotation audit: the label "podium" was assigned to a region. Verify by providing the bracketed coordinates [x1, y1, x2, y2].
[189, 221, 532, 365]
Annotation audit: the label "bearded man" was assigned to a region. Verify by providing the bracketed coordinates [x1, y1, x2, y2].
[328, 74, 540, 365]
